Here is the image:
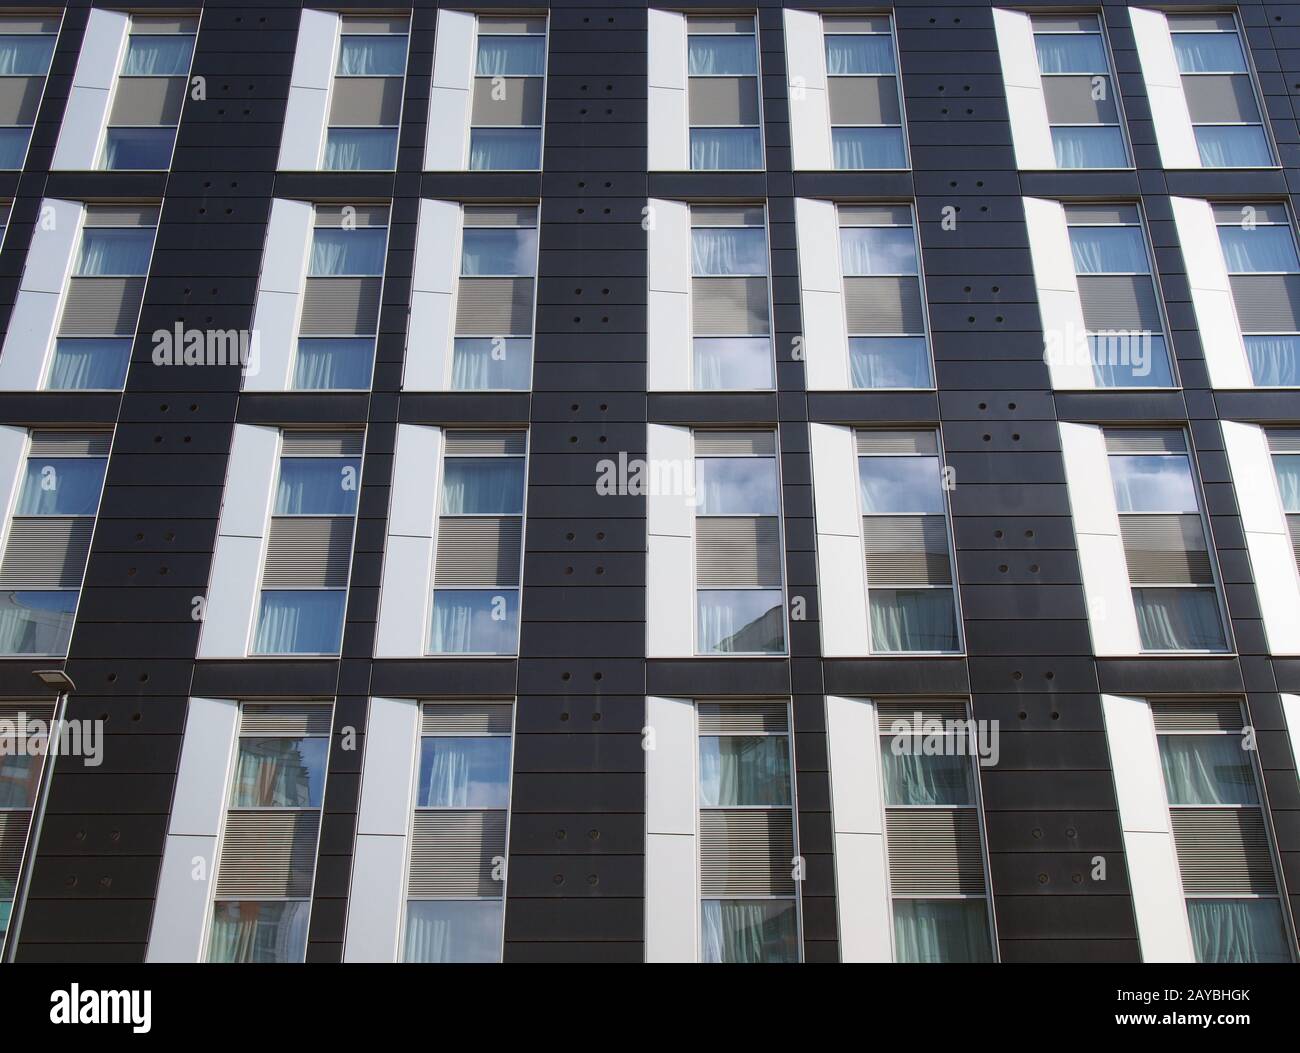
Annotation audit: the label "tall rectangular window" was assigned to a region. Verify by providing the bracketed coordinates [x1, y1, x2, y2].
[824, 15, 906, 170]
[252, 432, 362, 656]
[324, 16, 408, 170]
[0, 431, 109, 655]
[0, 13, 58, 169]
[101, 15, 197, 170]
[1269, 430, 1300, 569]
[857, 430, 960, 652]
[208, 703, 331, 963]
[878, 701, 995, 962]
[0, 701, 52, 950]
[688, 16, 762, 170]
[404, 701, 514, 963]
[46, 204, 159, 391]
[452, 205, 537, 390]
[697, 701, 799, 963]
[1065, 203, 1174, 387]
[691, 204, 773, 389]
[469, 16, 546, 170]
[840, 204, 932, 388]
[1105, 429, 1228, 652]
[693, 431, 785, 655]
[293, 204, 388, 390]
[1168, 13, 1272, 168]
[1215, 202, 1300, 387]
[1152, 700, 1293, 963]
[429, 431, 526, 655]
[1030, 13, 1127, 168]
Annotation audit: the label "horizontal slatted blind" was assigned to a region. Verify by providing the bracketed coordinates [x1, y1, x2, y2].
[876, 699, 970, 728]
[0, 519, 94, 587]
[455, 278, 534, 335]
[843, 277, 923, 334]
[1077, 275, 1161, 331]
[422, 702, 513, 735]
[263, 517, 353, 587]
[408, 811, 507, 896]
[215, 812, 320, 897]
[691, 277, 770, 335]
[699, 809, 795, 895]
[328, 77, 403, 126]
[463, 206, 537, 227]
[1150, 699, 1244, 733]
[109, 76, 184, 125]
[300, 277, 381, 335]
[1104, 430, 1185, 454]
[28, 432, 111, 457]
[0, 812, 31, 883]
[1229, 275, 1300, 332]
[857, 431, 937, 456]
[694, 431, 774, 456]
[434, 517, 522, 586]
[695, 516, 781, 587]
[862, 515, 951, 585]
[443, 431, 526, 456]
[1119, 515, 1212, 584]
[280, 432, 363, 456]
[59, 278, 145, 335]
[84, 205, 159, 227]
[1171, 809, 1276, 893]
[1289, 517, 1300, 574]
[1267, 430, 1300, 453]
[240, 704, 333, 736]
[314, 204, 390, 228]
[697, 701, 789, 734]
[0, 703, 54, 725]
[885, 810, 986, 894]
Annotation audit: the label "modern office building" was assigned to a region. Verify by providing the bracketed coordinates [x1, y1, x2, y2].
[0, 0, 1297, 965]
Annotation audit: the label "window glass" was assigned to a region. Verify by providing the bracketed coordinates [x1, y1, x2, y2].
[405, 900, 504, 963]
[1133, 588, 1228, 651]
[698, 735, 790, 806]
[469, 128, 542, 170]
[0, 34, 55, 74]
[893, 900, 993, 963]
[101, 128, 175, 170]
[850, 337, 932, 388]
[831, 127, 906, 170]
[75, 229, 154, 276]
[1217, 226, 1300, 272]
[694, 338, 774, 390]
[688, 35, 756, 75]
[840, 227, 916, 275]
[869, 589, 959, 651]
[337, 35, 407, 76]
[1245, 336, 1300, 386]
[274, 458, 361, 515]
[0, 749, 40, 809]
[208, 901, 309, 963]
[1050, 126, 1128, 169]
[231, 737, 328, 808]
[1158, 734, 1257, 805]
[417, 737, 511, 807]
[440, 459, 525, 515]
[16, 458, 107, 515]
[695, 458, 779, 515]
[1194, 125, 1272, 168]
[47, 339, 133, 391]
[1090, 334, 1174, 388]
[690, 128, 763, 170]
[0, 590, 77, 655]
[1187, 899, 1291, 963]
[429, 589, 520, 654]
[252, 591, 346, 654]
[1034, 33, 1107, 73]
[293, 339, 374, 390]
[1108, 455, 1198, 512]
[476, 35, 545, 76]
[461, 229, 538, 276]
[697, 590, 784, 653]
[1172, 32, 1247, 73]
[324, 128, 398, 171]
[122, 34, 194, 75]
[881, 739, 975, 806]
[0, 128, 30, 169]
[825, 34, 894, 74]
[308, 229, 387, 276]
[1068, 226, 1148, 273]
[691, 227, 767, 275]
[451, 338, 533, 390]
[1274, 454, 1300, 511]
[858, 455, 945, 514]
[701, 900, 799, 963]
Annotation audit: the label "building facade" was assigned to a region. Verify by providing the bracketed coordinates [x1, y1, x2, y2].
[0, 0, 1297, 964]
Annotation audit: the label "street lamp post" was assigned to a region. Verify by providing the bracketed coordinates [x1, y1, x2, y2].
[3, 669, 77, 963]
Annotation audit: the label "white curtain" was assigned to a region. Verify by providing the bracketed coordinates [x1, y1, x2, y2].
[697, 591, 783, 653]
[1108, 455, 1197, 512]
[1068, 227, 1148, 273]
[292, 339, 374, 390]
[881, 744, 973, 806]
[1158, 736, 1256, 805]
[469, 129, 541, 171]
[839, 227, 915, 276]
[1217, 227, 1300, 272]
[0, 35, 55, 75]
[440, 461, 523, 515]
[0, 591, 76, 656]
[691, 227, 766, 276]
[1033, 34, 1106, 74]
[308, 229, 386, 276]
[1051, 126, 1127, 169]
[1090, 334, 1173, 388]
[824, 36, 894, 75]
[451, 338, 532, 390]
[1133, 588, 1226, 651]
[893, 900, 992, 962]
[832, 127, 906, 170]
[337, 36, 407, 76]
[476, 36, 545, 76]
[102, 128, 175, 171]
[404, 900, 503, 963]
[869, 589, 958, 651]
[698, 736, 790, 807]
[701, 900, 797, 963]
[1274, 454, 1300, 511]
[1171, 35, 1246, 74]
[693, 338, 773, 390]
[690, 128, 762, 171]
[1245, 336, 1300, 387]
[1188, 899, 1290, 963]
[857, 457, 943, 514]
[417, 738, 509, 808]
[1195, 126, 1271, 168]
[687, 36, 756, 75]
[253, 591, 345, 654]
[208, 901, 308, 963]
[460, 229, 536, 276]
[17, 459, 105, 515]
[324, 129, 397, 171]
[275, 458, 359, 515]
[46, 340, 132, 391]
[0, 128, 29, 169]
[850, 338, 931, 388]
[76, 229, 153, 276]
[122, 35, 193, 75]
[429, 590, 517, 654]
